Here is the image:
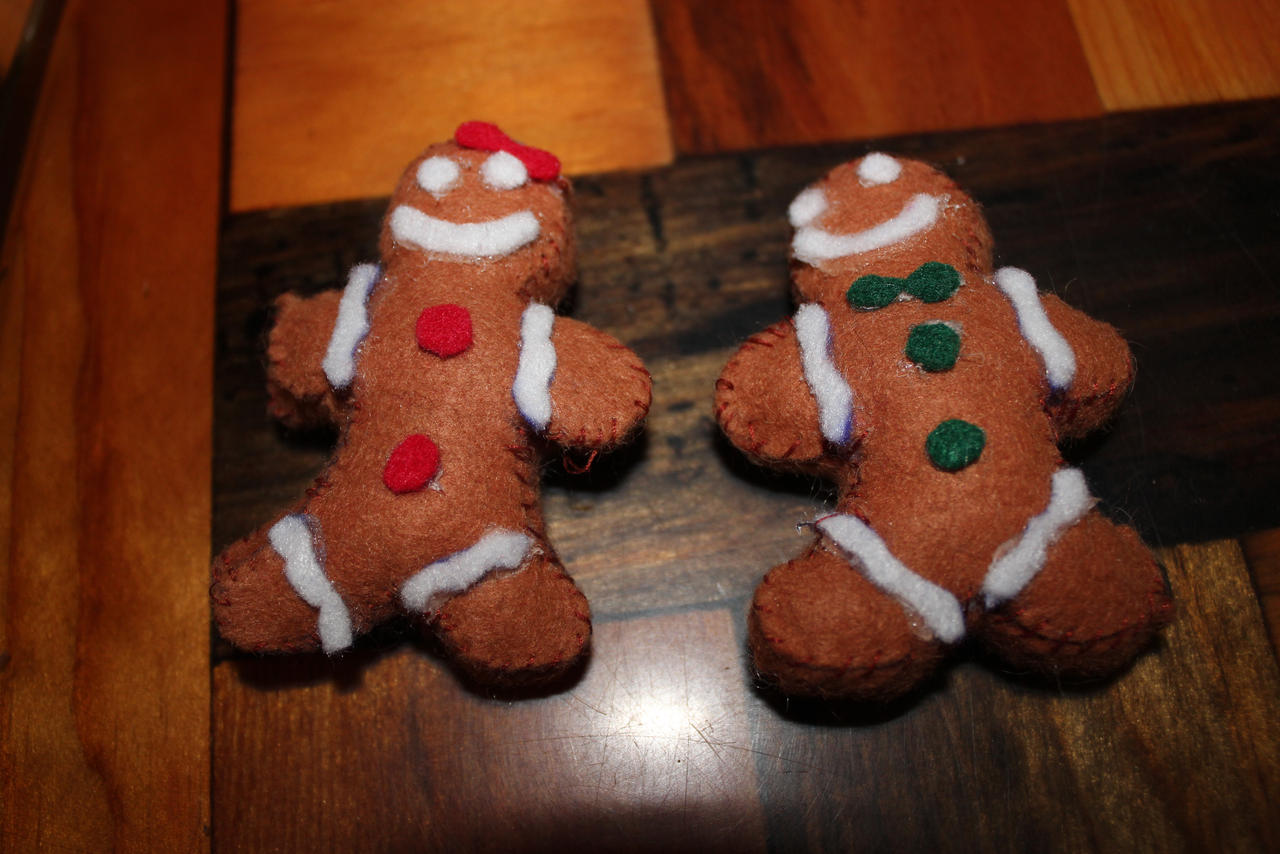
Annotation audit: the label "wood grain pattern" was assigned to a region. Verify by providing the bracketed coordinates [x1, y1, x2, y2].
[1242, 527, 1280, 653]
[0, 0, 32, 76]
[0, 0, 222, 850]
[1068, 0, 1280, 109]
[214, 609, 766, 853]
[231, 0, 673, 212]
[652, 0, 1102, 155]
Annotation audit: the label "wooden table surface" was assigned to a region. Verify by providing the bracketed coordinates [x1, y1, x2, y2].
[4, 2, 1280, 852]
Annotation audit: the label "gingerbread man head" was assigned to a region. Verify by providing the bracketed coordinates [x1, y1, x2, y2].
[380, 122, 576, 303]
[788, 153, 994, 306]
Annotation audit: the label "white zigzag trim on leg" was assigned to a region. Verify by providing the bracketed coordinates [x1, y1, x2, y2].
[994, 267, 1076, 391]
[795, 304, 854, 445]
[981, 468, 1094, 609]
[268, 514, 353, 654]
[817, 514, 965, 643]
[400, 529, 534, 613]
[322, 262, 380, 390]
[513, 303, 556, 430]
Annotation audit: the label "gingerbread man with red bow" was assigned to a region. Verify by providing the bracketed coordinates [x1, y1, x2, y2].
[212, 123, 651, 684]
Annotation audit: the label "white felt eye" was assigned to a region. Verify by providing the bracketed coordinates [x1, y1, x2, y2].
[858, 153, 902, 186]
[788, 187, 827, 228]
[417, 156, 460, 194]
[481, 151, 528, 190]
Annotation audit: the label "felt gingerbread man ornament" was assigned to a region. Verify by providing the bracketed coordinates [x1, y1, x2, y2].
[212, 122, 651, 684]
[716, 153, 1172, 701]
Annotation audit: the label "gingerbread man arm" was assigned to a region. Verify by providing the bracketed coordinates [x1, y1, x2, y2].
[1040, 293, 1135, 440]
[266, 290, 345, 430]
[714, 319, 827, 466]
[542, 317, 652, 450]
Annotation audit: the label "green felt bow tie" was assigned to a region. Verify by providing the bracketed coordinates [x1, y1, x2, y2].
[846, 261, 962, 309]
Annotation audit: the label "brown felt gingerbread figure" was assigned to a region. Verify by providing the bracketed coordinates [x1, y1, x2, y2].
[716, 153, 1172, 701]
[212, 122, 651, 684]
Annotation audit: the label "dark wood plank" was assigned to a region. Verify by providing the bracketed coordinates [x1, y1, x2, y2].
[0, 0, 222, 850]
[652, 0, 1102, 155]
[748, 540, 1280, 853]
[214, 609, 766, 853]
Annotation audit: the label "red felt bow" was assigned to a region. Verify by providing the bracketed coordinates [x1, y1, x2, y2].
[455, 121, 561, 181]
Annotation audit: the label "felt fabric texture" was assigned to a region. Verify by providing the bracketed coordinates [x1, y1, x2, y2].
[390, 204, 541, 259]
[717, 154, 1171, 701]
[905, 322, 961, 372]
[995, 266, 1077, 391]
[513, 303, 556, 431]
[795, 304, 854, 445]
[323, 263, 381, 390]
[455, 120, 561, 181]
[857, 152, 903, 186]
[416, 303, 474, 358]
[416, 155, 461, 195]
[400, 529, 532, 613]
[480, 150, 529, 190]
[268, 514, 353, 653]
[211, 126, 651, 685]
[382, 434, 441, 494]
[817, 514, 964, 643]
[788, 187, 827, 228]
[266, 290, 343, 431]
[925, 418, 986, 471]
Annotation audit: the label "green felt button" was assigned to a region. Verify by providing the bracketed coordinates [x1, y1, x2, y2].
[905, 262, 962, 303]
[905, 322, 961, 372]
[926, 419, 985, 471]
[847, 274, 901, 310]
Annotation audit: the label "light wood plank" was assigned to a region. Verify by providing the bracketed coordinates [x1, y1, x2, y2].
[1068, 0, 1280, 109]
[231, 0, 673, 211]
[214, 610, 766, 853]
[652, 0, 1102, 155]
[0, 0, 222, 849]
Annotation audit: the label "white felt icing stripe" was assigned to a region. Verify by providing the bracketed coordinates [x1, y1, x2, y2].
[322, 263, 381, 390]
[818, 514, 965, 644]
[857, 152, 902, 186]
[981, 468, 1094, 609]
[400, 529, 533, 613]
[795, 303, 854, 445]
[993, 267, 1077, 391]
[268, 514, 353, 654]
[788, 187, 827, 228]
[390, 204, 540, 259]
[513, 303, 556, 431]
[481, 150, 529, 190]
[793, 193, 941, 264]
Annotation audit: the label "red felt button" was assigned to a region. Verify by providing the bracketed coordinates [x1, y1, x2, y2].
[416, 303, 473, 358]
[383, 434, 441, 494]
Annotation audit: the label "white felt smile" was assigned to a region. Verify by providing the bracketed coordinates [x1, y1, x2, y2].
[390, 204, 540, 258]
[792, 193, 942, 265]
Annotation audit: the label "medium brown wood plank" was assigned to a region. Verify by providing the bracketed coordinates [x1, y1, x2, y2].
[0, 0, 32, 76]
[214, 609, 766, 852]
[652, 0, 1102, 155]
[749, 541, 1280, 852]
[1068, 0, 1280, 110]
[0, 0, 221, 849]
[1242, 527, 1280, 653]
[231, 0, 673, 211]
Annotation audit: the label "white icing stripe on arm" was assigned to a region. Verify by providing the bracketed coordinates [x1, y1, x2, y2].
[981, 468, 1094, 608]
[793, 193, 941, 264]
[994, 267, 1077, 391]
[322, 263, 380, 390]
[400, 529, 533, 612]
[513, 303, 556, 430]
[390, 205, 540, 258]
[818, 514, 965, 643]
[268, 514, 353, 653]
[795, 304, 854, 445]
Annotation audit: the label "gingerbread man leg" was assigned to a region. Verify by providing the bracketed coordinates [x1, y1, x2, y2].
[430, 541, 591, 682]
[979, 510, 1173, 679]
[750, 540, 948, 701]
